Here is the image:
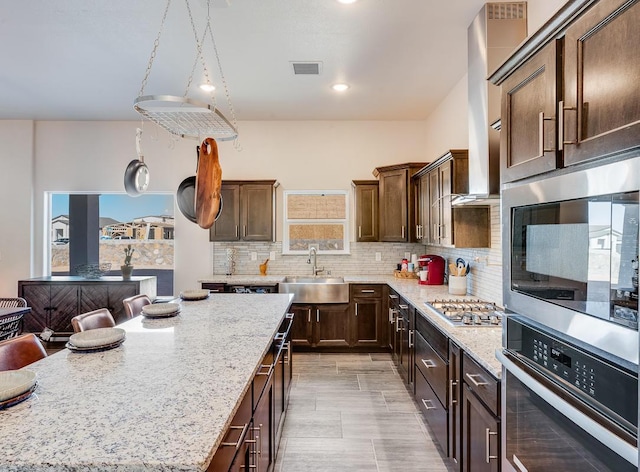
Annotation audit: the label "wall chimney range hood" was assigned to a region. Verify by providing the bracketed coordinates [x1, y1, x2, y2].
[458, 2, 527, 205]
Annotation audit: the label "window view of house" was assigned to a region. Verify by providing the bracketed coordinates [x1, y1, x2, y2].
[50, 193, 174, 295]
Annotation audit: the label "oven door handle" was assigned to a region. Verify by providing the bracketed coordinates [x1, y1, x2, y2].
[496, 349, 638, 467]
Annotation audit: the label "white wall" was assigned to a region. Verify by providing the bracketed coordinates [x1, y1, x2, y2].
[0, 121, 34, 296]
[2, 120, 427, 294]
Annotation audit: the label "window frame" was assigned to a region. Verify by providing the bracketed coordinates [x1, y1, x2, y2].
[282, 189, 350, 255]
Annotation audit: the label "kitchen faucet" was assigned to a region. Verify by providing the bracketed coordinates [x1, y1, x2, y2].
[308, 246, 324, 276]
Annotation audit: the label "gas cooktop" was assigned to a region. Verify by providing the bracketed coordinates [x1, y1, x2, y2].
[424, 299, 503, 327]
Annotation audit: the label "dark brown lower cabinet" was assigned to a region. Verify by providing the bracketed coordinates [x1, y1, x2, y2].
[415, 368, 448, 450]
[253, 368, 273, 472]
[290, 303, 350, 349]
[461, 351, 500, 472]
[351, 284, 387, 349]
[462, 386, 500, 472]
[449, 343, 462, 466]
[209, 388, 254, 472]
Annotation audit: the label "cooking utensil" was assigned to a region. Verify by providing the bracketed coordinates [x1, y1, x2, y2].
[449, 263, 458, 275]
[455, 257, 467, 276]
[124, 128, 150, 197]
[176, 145, 222, 224]
[195, 137, 223, 229]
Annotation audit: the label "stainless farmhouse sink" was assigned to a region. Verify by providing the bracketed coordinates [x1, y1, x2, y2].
[279, 276, 349, 303]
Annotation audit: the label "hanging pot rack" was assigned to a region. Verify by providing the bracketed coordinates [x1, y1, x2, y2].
[133, 0, 238, 141]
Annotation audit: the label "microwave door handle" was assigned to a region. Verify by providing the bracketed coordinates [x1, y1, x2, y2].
[496, 349, 638, 467]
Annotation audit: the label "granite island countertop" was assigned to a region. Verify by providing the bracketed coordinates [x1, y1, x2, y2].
[199, 274, 503, 378]
[0, 293, 294, 472]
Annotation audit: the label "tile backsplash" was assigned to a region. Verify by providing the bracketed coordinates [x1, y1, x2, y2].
[211, 202, 503, 303]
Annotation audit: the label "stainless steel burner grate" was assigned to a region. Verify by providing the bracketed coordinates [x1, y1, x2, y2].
[425, 298, 503, 327]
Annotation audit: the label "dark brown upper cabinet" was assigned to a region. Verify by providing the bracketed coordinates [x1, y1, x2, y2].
[500, 41, 561, 183]
[413, 151, 490, 248]
[209, 180, 276, 242]
[562, 0, 640, 166]
[352, 180, 379, 242]
[491, 0, 640, 180]
[373, 163, 427, 242]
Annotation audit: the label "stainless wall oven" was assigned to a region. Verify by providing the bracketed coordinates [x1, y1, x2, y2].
[498, 315, 637, 472]
[502, 157, 640, 364]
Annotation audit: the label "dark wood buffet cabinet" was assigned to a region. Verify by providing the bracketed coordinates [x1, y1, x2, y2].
[18, 276, 157, 334]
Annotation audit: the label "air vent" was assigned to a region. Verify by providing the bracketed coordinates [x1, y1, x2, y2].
[487, 2, 526, 20]
[291, 62, 322, 75]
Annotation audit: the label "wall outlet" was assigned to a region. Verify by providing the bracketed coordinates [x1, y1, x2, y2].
[270, 251, 276, 261]
[375, 252, 381, 262]
[250, 252, 257, 261]
[404, 252, 411, 260]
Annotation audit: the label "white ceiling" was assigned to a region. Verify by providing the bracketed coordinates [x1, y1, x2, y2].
[1, 0, 512, 121]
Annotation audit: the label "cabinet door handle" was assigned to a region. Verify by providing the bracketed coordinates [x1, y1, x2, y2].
[389, 308, 396, 324]
[558, 100, 578, 150]
[399, 304, 408, 310]
[307, 309, 311, 323]
[361, 290, 375, 293]
[408, 329, 414, 348]
[358, 226, 362, 238]
[396, 318, 402, 333]
[256, 363, 274, 378]
[422, 359, 436, 369]
[485, 428, 498, 463]
[221, 423, 250, 449]
[465, 372, 489, 387]
[355, 303, 358, 317]
[449, 380, 457, 406]
[538, 111, 555, 156]
[389, 294, 399, 300]
[316, 308, 320, 323]
[401, 226, 405, 239]
[421, 399, 437, 411]
[243, 225, 247, 237]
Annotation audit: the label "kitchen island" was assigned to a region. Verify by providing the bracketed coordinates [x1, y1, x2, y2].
[0, 293, 293, 471]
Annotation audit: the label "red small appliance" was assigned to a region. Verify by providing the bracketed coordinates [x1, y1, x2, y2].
[418, 254, 445, 285]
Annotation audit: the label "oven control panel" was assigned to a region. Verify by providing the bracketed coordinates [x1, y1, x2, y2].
[507, 316, 637, 427]
[532, 338, 597, 396]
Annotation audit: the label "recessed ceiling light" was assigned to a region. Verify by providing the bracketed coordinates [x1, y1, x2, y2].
[337, 0, 358, 4]
[199, 83, 216, 92]
[331, 83, 350, 92]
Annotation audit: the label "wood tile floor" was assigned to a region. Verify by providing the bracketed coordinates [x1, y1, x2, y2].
[274, 352, 457, 472]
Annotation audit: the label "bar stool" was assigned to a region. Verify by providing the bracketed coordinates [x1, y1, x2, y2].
[0, 333, 47, 371]
[71, 308, 116, 333]
[0, 297, 27, 308]
[122, 294, 151, 319]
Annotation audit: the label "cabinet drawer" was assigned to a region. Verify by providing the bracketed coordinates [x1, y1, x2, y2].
[350, 284, 383, 298]
[201, 283, 226, 293]
[462, 352, 500, 417]
[209, 387, 252, 472]
[415, 313, 448, 360]
[415, 331, 447, 406]
[415, 368, 448, 453]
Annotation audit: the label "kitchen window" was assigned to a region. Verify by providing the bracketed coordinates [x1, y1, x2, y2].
[282, 190, 350, 255]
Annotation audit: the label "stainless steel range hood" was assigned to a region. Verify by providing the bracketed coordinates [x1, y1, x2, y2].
[459, 2, 527, 205]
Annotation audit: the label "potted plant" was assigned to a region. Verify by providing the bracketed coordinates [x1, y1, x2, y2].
[121, 244, 135, 279]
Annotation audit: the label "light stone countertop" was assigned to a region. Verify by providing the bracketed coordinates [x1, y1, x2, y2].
[0, 293, 294, 472]
[199, 274, 503, 378]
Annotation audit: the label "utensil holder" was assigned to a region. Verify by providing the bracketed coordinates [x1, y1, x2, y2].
[449, 275, 467, 295]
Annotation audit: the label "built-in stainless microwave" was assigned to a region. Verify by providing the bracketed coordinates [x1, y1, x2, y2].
[502, 157, 640, 364]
